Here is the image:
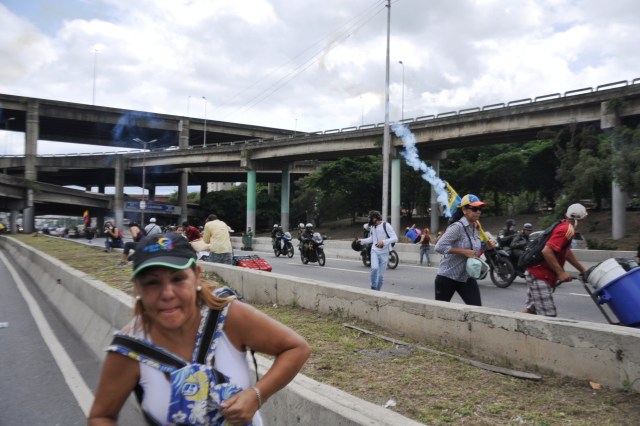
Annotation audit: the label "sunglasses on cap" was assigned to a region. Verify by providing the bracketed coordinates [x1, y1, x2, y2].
[465, 206, 483, 212]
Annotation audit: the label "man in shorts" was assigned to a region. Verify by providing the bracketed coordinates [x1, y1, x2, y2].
[522, 204, 589, 316]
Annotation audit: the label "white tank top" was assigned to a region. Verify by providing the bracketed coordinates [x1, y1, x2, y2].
[133, 324, 264, 425]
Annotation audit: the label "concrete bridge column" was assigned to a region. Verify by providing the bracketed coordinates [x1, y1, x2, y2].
[391, 158, 401, 236]
[200, 184, 208, 204]
[148, 186, 156, 201]
[280, 166, 291, 232]
[114, 155, 125, 228]
[23, 100, 39, 233]
[10, 209, 18, 234]
[246, 170, 256, 234]
[601, 101, 625, 239]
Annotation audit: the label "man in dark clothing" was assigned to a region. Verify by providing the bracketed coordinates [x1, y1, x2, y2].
[510, 222, 534, 276]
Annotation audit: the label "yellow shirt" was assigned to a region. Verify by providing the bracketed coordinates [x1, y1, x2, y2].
[203, 219, 232, 254]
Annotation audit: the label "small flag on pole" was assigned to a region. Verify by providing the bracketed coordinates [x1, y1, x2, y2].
[83, 210, 90, 225]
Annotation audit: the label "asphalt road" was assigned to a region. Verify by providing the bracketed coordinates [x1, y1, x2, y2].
[246, 247, 614, 325]
[0, 249, 144, 425]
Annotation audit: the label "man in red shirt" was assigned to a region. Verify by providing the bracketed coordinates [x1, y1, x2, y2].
[522, 203, 589, 316]
[182, 220, 202, 242]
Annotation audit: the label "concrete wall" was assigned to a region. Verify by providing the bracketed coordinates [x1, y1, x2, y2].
[0, 236, 423, 426]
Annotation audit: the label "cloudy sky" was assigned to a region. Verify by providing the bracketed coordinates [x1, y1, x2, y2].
[2, 0, 640, 157]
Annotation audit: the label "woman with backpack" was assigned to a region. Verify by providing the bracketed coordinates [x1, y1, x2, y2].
[434, 194, 495, 306]
[117, 222, 144, 266]
[89, 233, 310, 425]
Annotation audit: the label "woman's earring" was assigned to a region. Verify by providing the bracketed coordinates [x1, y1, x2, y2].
[196, 285, 202, 292]
[135, 295, 141, 301]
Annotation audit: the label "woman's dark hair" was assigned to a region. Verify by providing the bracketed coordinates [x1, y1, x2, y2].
[446, 207, 465, 228]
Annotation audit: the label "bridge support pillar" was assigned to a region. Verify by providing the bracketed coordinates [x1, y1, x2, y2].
[601, 101, 626, 240]
[114, 155, 125, 229]
[280, 166, 291, 232]
[246, 170, 256, 234]
[23, 100, 39, 233]
[10, 209, 18, 234]
[391, 158, 401, 237]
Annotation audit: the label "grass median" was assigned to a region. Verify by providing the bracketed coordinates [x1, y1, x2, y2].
[9, 234, 640, 425]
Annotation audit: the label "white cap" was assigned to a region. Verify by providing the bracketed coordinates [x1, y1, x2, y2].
[565, 204, 588, 221]
[149, 217, 156, 223]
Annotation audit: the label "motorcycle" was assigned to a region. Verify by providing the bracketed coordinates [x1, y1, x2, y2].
[273, 232, 294, 258]
[300, 232, 326, 266]
[482, 245, 516, 288]
[361, 244, 400, 270]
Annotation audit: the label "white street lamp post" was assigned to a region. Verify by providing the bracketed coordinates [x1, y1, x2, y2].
[92, 48, 99, 105]
[202, 96, 207, 148]
[398, 60, 404, 121]
[133, 138, 158, 225]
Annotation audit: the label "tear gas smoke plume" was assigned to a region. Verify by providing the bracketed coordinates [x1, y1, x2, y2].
[392, 123, 451, 217]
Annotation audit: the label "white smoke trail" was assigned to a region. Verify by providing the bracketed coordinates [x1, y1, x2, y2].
[391, 123, 451, 217]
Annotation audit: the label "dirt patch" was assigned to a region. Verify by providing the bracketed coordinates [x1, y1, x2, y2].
[7, 234, 640, 425]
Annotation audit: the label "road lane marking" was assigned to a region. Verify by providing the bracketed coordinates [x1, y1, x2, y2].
[0, 251, 94, 416]
[569, 293, 591, 297]
[285, 262, 369, 273]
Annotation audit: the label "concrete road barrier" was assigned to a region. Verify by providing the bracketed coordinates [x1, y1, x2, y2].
[0, 236, 424, 425]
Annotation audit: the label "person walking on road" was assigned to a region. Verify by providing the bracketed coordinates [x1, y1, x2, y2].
[203, 213, 234, 265]
[434, 194, 494, 306]
[522, 203, 589, 317]
[144, 217, 161, 236]
[419, 227, 432, 266]
[357, 210, 398, 291]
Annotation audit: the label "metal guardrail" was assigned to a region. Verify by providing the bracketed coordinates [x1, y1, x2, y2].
[20, 77, 640, 158]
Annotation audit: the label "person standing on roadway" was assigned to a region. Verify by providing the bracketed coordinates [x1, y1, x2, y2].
[358, 210, 398, 291]
[144, 217, 161, 236]
[522, 203, 589, 316]
[434, 194, 494, 306]
[203, 213, 234, 265]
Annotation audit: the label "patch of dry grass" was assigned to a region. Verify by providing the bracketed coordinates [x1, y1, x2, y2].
[8, 234, 640, 425]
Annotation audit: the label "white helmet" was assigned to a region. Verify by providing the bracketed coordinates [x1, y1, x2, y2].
[305, 223, 313, 229]
[363, 223, 370, 231]
[273, 224, 279, 228]
[299, 222, 304, 229]
[566, 203, 588, 221]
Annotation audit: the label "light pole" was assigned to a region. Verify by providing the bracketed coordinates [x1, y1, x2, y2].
[202, 96, 207, 147]
[187, 95, 191, 117]
[92, 48, 99, 105]
[398, 60, 404, 121]
[133, 138, 158, 225]
[360, 96, 364, 126]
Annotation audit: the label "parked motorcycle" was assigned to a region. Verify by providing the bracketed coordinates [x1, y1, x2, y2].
[361, 244, 400, 270]
[482, 246, 516, 288]
[300, 232, 326, 266]
[273, 231, 294, 258]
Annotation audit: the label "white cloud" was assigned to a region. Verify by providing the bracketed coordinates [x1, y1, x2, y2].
[1, 0, 640, 154]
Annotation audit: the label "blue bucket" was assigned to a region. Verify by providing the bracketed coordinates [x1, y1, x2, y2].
[594, 267, 640, 328]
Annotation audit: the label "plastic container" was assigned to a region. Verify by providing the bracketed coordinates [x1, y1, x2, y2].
[594, 267, 640, 328]
[587, 258, 626, 290]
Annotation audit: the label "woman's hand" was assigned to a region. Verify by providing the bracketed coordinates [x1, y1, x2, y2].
[219, 388, 260, 425]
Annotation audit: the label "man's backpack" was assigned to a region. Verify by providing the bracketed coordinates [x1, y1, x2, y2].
[517, 221, 562, 269]
[382, 222, 396, 247]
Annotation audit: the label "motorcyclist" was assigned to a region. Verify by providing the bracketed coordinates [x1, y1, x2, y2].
[498, 219, 517, 248]
[510, 222, 534, 276]
[271, 224, 284, 251]
[300, 223, 315, 255]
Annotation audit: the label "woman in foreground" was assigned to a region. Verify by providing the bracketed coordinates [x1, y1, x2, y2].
[88, 233, 311, 425]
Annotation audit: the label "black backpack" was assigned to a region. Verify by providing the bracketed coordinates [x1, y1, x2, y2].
[518, 221, 564, 269]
